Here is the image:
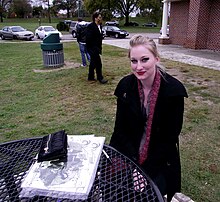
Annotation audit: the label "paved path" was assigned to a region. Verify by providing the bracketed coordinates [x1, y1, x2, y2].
[103, 33, 220, 71]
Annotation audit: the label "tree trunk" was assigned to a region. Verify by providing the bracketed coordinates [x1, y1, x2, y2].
[67, 8, 70, 18]
[125, 13, 129, 24]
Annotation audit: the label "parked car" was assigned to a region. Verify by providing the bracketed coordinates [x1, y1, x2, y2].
[69, 21, 78, 38]
[142, 22, 157, 27]
[124, 21, 139, 26]
[0, 26, 34, 40]
[160, 25, 169, 36]
[102, 26, 129, 38]
[69, 21, 91, 38]
[105, 20, 119, 26]
[64, 20, 72, 27]
[35, 26, 62, 39]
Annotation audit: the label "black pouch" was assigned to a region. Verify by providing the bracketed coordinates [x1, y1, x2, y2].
[37, 130, 68, 162]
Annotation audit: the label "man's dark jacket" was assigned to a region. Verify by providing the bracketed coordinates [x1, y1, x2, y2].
[86, 22, 103, 55]
[76, 22, 87, 43]
[110, 73, 188, 201]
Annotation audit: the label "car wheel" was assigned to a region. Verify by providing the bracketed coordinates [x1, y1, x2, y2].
[106, 23, 109, 26]
[13, 35, 17, 40]
[36, 34, 40, 39]
[0, 35, 5, 40]
[115, 33, 119, 38]
[72, 31, 76, 38]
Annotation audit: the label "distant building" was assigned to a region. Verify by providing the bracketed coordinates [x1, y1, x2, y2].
[159, 0, 220, 52]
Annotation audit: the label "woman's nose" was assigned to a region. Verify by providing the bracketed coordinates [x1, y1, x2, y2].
[136, 61, 143, 69]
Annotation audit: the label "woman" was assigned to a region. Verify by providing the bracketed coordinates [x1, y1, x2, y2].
[110, 35, 188, 201]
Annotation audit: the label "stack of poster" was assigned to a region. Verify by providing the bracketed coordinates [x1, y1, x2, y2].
[20, 135, 105, 200]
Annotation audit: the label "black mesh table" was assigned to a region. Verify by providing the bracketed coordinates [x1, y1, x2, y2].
[0, 138, 164, 202]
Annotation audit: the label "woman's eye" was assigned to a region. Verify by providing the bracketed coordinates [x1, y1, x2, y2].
[131, 59, 138, 64]
[142, 58, 149, 62]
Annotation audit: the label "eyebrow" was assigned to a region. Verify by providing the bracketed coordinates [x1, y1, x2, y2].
[130, 56, 150, 59]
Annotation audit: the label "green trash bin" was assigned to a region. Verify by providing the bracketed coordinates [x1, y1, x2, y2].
[41, 33, 64, 68]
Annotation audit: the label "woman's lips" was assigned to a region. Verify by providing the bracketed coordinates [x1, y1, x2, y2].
[137, 71, 145, 75]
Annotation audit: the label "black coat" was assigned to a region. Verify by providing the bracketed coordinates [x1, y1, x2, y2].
[76, 22, 87, 43]
[110, 73, 188, 201]
[86, 22, 103, 55]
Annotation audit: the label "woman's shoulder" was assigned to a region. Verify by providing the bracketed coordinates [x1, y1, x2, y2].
[161, 72, 188, 97]
[114, 74, 136, 96]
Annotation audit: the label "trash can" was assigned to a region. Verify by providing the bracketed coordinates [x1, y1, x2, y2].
[41, 33, 64, 68]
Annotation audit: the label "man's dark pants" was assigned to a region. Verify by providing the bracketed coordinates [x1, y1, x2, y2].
[87, 50, 103, 81]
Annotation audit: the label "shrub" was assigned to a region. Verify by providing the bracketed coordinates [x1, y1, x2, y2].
[56, 21, 69, 31]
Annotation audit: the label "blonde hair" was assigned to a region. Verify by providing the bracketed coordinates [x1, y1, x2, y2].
[128, 34, 160, 58]
[128, 34, 165, 73]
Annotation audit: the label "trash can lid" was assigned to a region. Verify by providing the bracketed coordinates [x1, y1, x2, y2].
[43, 33, 60, 43]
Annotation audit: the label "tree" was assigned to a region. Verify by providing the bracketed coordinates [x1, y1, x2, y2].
[52, 0, 77, 18]
[138, 0, 162, 23]
[112, 0, 140, 24]
[0, 0, 13, 22]
[85, 0, 114, 20]
[12, 0, 32, 18]
[32, 5, 43, 18]
[84, 0, 140, 23]
[85, 0, 107, 13]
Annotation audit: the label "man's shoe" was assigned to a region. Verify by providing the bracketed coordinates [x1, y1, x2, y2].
[99, 78, 108, 84]
[88, 78, 96, 81]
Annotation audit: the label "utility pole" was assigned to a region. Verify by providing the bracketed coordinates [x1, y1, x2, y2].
[47, 0, 51, 23]
[78, 0, 81, 18]
[43, 0, 51, 23]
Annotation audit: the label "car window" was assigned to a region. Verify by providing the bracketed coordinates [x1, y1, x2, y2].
[44, 27, 56, 32]
[11, 26, 25, 32]
[70, 22, 77, 27]
[112, 27, 120, 31]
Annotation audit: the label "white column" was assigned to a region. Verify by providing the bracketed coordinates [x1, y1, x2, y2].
[160, 0, 169, 38]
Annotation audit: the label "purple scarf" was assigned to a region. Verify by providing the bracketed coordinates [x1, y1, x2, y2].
[138, 70, 161, 165]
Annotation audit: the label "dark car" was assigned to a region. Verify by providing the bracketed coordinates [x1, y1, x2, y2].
[64, 20, 72, 27]
[124, 21, 139, 26]
[142, 22, 157, 27]
[102, 26, 129, 38]
[0, 26, 34, 40]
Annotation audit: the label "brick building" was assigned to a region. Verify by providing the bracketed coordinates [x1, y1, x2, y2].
[159, 0, 220, 52]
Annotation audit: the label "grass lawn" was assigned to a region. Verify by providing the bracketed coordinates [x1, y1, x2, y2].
[0, 38, 220, 201]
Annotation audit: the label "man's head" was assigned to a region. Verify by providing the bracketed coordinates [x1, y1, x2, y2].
[92, 11, 102, 25]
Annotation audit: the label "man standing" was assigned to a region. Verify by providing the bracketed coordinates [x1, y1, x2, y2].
[76, 18, 90, 67]
[86, 11, 108, 84]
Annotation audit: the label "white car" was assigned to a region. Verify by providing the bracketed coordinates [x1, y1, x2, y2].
[35, 26, 62, 39]
[105, 20, 119, 26]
